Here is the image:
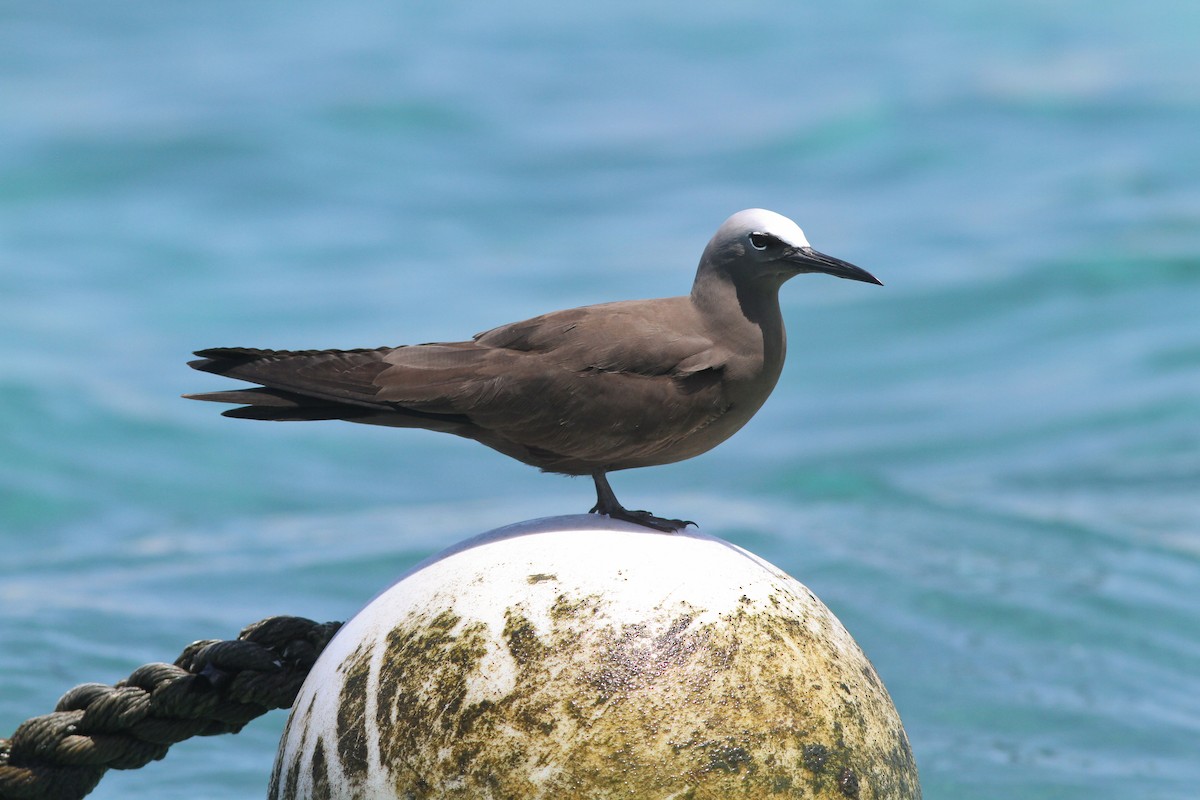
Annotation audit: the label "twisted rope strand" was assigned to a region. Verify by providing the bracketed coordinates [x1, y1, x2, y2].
[0, 616, 342, 800]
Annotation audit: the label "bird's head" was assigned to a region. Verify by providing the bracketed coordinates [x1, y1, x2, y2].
[701, 208, 882, 289]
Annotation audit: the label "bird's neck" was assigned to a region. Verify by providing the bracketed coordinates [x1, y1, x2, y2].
[691, 269, 788, 377]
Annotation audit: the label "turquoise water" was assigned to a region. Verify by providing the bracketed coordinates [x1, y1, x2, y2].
[2, 2, 1198, 797]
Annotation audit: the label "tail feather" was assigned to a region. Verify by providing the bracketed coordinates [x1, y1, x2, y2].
[184, 345, 471, 429]
[184, 387, 304, 407]
[220, 405, 370, 422]
[189, 347, 284, 376]
[186, 345, 396, 411]
[184, 387, 374, 422]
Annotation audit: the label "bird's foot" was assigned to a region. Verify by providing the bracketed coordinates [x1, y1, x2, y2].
[588, 504, 695, 533]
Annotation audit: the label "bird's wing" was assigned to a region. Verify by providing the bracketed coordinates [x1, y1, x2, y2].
[436, 298, 737, 465]
[472, 297, 728, 377]
[371, 299, 728, 411]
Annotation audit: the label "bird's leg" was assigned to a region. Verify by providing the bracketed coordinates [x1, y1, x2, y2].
[589, 471, 694, 532]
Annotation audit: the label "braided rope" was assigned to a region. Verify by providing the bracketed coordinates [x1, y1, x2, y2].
[0, 616, 342, 800]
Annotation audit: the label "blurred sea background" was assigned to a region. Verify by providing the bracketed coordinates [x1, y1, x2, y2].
[2, 2, 1198, 798]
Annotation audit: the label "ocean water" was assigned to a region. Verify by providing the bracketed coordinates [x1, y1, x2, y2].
[2, 1, 1198, 798]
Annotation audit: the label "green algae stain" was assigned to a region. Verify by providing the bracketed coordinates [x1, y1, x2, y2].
[702, 740, 753, 774]
[304, 592, 919, 799]
[269, 692, 318, 800]
[503, 608, 546, 665]
[309, 739, 331, 799]
[335, 643, 371, 783]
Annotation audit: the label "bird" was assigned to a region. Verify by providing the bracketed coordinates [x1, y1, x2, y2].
[186, 209, 880, 531]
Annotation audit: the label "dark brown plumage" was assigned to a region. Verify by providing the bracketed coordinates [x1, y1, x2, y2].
[187, 209, 880, 530]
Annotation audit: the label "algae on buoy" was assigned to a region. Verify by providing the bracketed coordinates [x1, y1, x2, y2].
[270, 515, 920, 799]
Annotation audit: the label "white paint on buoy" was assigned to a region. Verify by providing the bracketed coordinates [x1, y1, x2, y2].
[270, 515, 920, 799]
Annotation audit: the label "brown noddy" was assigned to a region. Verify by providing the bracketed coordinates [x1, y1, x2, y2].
[186, 209, 880, 531]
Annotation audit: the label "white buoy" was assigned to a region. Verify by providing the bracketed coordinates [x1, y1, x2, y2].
[269, 515, 920, 799]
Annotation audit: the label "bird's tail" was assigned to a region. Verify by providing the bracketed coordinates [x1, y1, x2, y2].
[184, 345, 471, 431]
[184, 347, 385, 421]
[183, 387, 374, 421]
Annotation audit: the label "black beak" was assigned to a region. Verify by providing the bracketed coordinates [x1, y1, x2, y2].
[788, 247, 882, 286]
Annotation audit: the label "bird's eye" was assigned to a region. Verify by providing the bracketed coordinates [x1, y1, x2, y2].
[749, 232, 773, 250]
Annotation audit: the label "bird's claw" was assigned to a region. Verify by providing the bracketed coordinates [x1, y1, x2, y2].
[588, 505, 694, 533]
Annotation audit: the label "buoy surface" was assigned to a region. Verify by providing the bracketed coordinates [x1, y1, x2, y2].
[270, 515, 920, 799]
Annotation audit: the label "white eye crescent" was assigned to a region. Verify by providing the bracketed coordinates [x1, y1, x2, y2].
[749, 232, 773, 250]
